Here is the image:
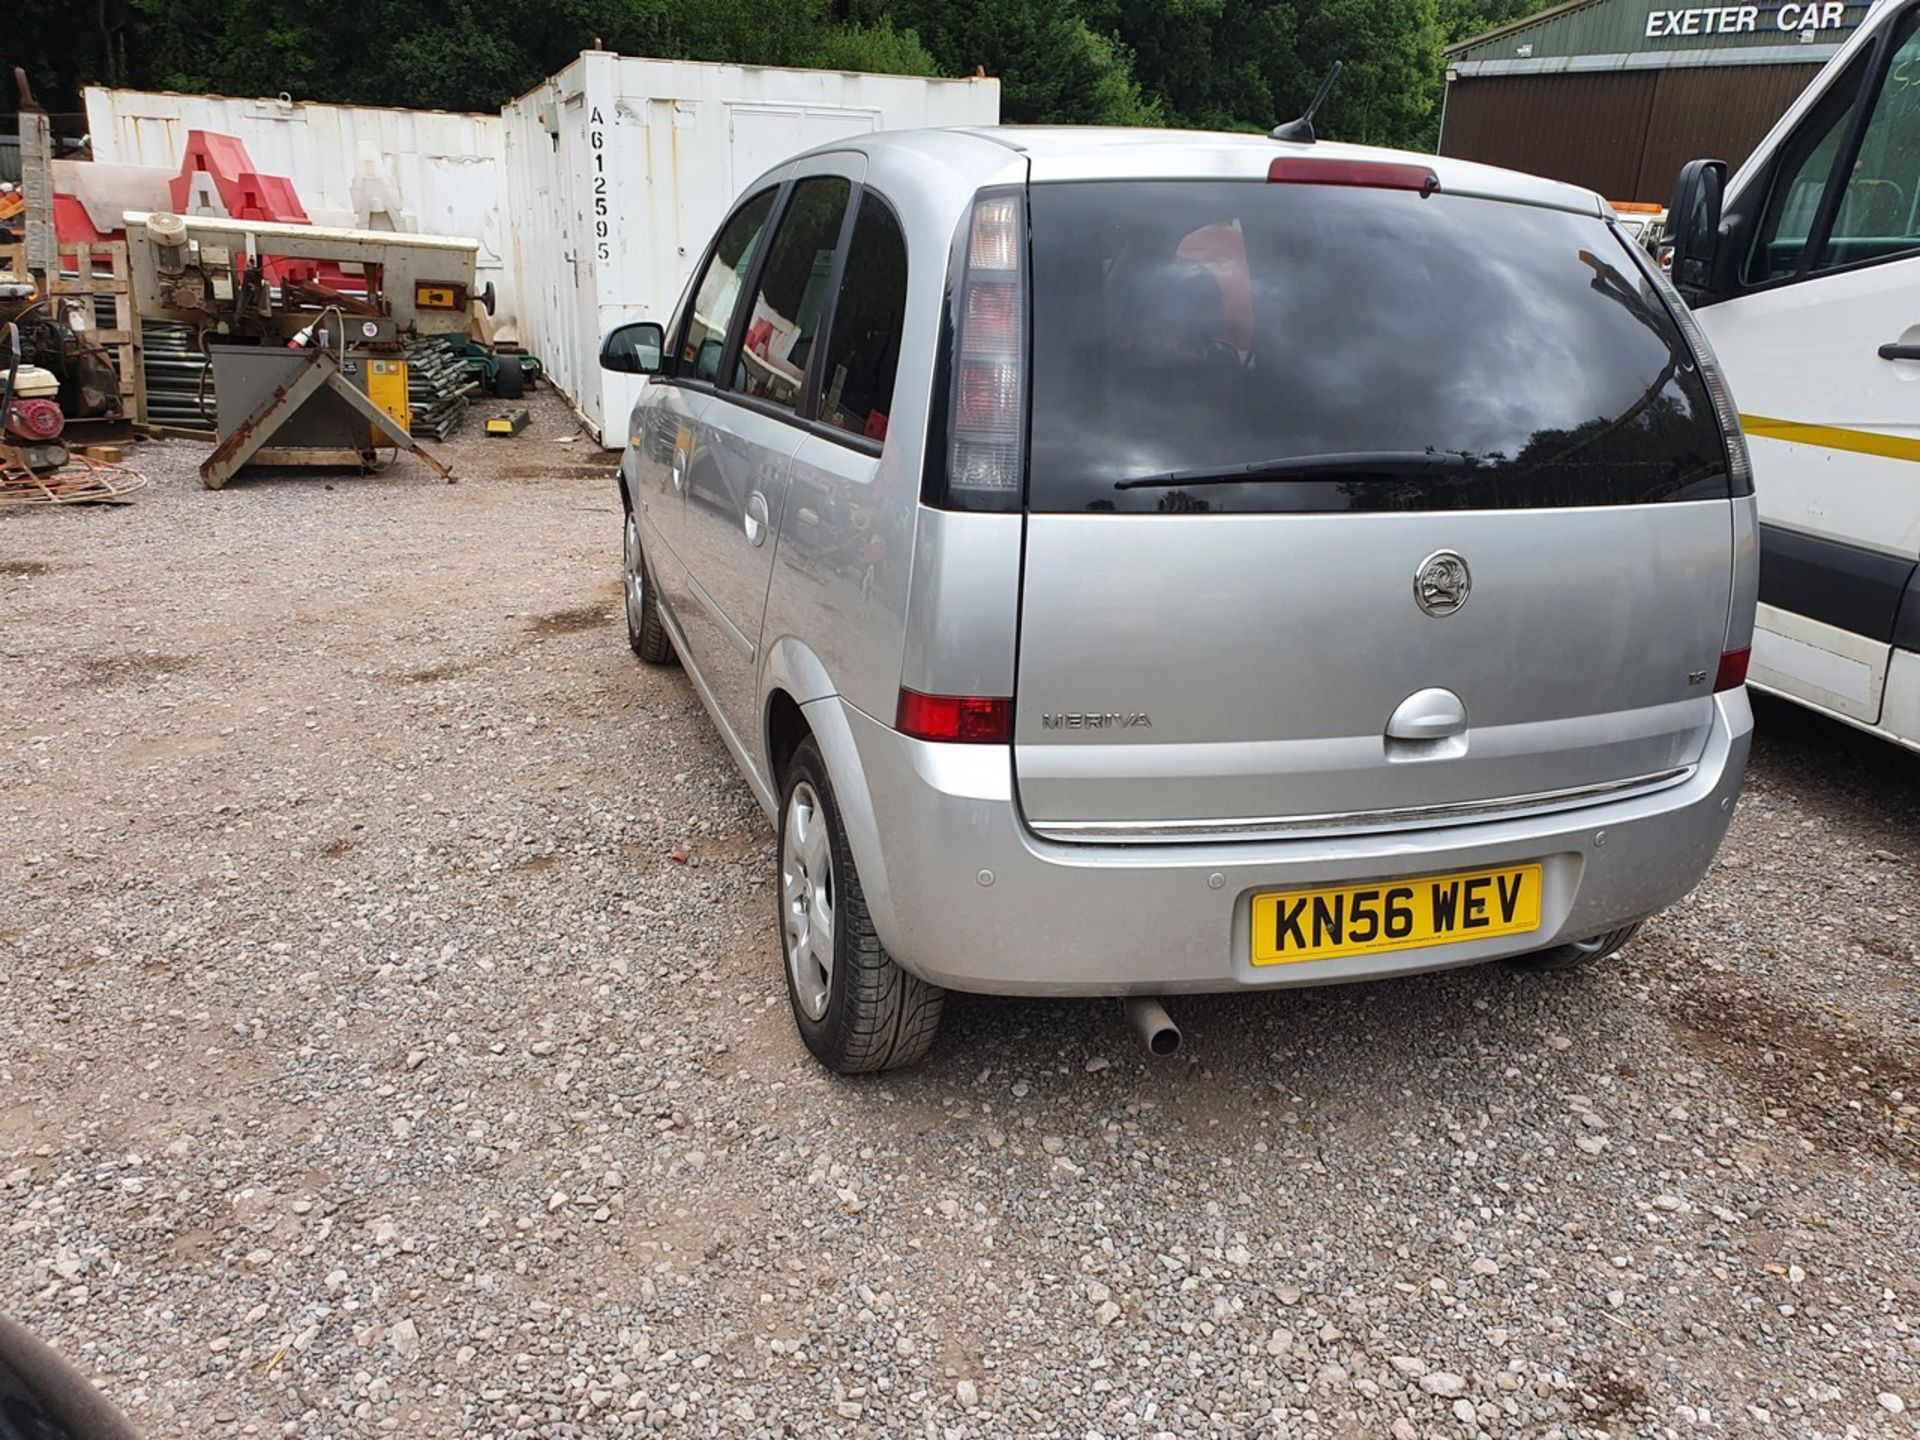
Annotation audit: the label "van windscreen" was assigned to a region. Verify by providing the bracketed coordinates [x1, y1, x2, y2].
[1026, 182, 1730, 513]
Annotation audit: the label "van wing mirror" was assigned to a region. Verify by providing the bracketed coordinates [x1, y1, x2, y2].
[1666, 159, 1728, 300]
[600, 321, 665, 376]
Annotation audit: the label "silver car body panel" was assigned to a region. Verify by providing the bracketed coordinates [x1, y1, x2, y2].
[997, 128, 1605, 218]
[807, 688, 1749, 995]
[1012, 503, 1733, 832]
[899, 508, 1023, 698]
[614, 125, 1754, 991]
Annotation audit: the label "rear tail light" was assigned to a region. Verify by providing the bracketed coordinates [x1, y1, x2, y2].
[1626, 239, 1753, 496]
[930, 190, 1027, 510]
[1714, 647, 1751, 692]
[896, 689, 1014, 744]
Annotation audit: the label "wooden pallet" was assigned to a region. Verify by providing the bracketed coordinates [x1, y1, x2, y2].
[0, 237, 146, 428]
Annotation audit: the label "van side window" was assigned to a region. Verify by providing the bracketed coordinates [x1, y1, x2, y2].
[1820, 11, 1920, 271]
[819, 195, 908, 442]
[1745, 53, 1867, 284]
[681, 188, 777, 383]
[730, 177, 851, 411]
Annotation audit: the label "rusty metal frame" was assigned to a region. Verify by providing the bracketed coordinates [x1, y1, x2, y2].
[198, 348, 453, 489]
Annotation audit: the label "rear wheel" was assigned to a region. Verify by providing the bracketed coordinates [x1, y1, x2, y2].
[779, 738, 944, 1073]
[1507, 922, 1642, 974]
[623, 505, 672, 664]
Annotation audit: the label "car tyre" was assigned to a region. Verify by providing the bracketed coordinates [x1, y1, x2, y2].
[778, 738, 944, 1073]
[1506, 921, 1642, 973]
[623, 504, 673, 664]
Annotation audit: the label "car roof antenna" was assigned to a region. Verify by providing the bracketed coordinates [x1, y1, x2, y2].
[1271, 61, 1342, 143]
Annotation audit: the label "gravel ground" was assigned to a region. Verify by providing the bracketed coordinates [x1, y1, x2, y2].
[3, 393, 1918, 1440]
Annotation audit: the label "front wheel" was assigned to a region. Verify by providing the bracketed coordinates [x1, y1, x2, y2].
[1506, 922, 1643, 973]
[778, 738, 944, 1073]
[623, 505, 672, 664]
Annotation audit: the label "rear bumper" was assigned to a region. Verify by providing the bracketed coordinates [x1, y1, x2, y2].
[810, 689, 1752, 996]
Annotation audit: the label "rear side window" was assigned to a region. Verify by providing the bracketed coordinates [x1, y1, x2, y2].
[819, 195, 908, 442]
[680, 188, 777, 383]
[731, 177, 851, 410]
[1026, 182, 1731, 514]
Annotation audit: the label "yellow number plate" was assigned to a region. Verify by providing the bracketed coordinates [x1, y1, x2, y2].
[1250, 863, 1542, 966]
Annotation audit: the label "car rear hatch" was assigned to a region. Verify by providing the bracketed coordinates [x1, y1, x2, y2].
[1000, 162, 1739, 839]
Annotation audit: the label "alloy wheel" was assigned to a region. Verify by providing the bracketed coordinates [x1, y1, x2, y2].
[781, 781, 835, 1022]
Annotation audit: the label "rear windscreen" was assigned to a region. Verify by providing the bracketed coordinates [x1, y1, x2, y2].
[1026, 181, 1730, 513]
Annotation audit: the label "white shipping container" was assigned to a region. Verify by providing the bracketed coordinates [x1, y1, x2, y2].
[82, 87, 516, 328]
[501, 53, 999, 444]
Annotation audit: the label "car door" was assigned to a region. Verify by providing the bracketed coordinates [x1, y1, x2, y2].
[1694, 2, 1920, 727]
[642, 183, 783, 622]
[679, 154, 863, 750]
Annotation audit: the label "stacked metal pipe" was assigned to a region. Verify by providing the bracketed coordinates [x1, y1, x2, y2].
[141, 322, 216, 433]
[404, 338, 473, 441]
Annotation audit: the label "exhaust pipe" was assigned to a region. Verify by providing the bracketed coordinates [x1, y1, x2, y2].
[1123, 996, 1181, 1057]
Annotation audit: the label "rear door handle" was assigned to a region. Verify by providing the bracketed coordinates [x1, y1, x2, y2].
[1877, 341, 1920, 361]
[744, 490, 770, 547]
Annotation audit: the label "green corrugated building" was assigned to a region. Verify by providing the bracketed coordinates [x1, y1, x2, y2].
[1440, 0, 1873, 200]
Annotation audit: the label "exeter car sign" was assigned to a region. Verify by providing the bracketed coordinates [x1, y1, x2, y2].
[1644, 1, 1850, 37]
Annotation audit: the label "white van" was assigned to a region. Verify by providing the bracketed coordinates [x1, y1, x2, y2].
[1664, 0, 1920, 749]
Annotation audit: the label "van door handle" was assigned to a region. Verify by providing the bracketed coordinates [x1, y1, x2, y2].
[670, 449, 687, 492]
[744, 491, 770, 547]
[1877, 341, 1920, 361]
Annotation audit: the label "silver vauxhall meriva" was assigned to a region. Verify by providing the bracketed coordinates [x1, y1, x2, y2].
[599, 127, 1757, 1074]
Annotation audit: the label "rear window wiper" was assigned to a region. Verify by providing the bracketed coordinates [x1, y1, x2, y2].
[1113, 449, 1486, 491]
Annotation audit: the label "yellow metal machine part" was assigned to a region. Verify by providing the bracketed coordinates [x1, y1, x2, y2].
[363, 357, 412, 443]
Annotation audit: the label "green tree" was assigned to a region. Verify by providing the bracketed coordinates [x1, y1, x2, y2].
[852, 0, 1159, 123]
[7, 0, 938, 118]
[1294, 0, 1445, 146]
[10, 0, 1536, 148]
[1085, 0, 1444, 148]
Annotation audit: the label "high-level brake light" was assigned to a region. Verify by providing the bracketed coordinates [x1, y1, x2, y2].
[1267, 157, 1441, 195]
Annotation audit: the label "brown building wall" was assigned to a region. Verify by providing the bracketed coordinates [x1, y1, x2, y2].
[1440, 63, 1824, 203]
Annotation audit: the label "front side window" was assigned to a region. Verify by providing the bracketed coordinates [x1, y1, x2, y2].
[819, 195, 909, 442]
[1821, 11, 1920, 270]
[1745, 58, 1863, 284]
[681, 187, 777, 383]
[731, 177, 851, 410]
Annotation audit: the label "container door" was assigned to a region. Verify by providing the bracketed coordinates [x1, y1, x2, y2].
[1011, 174, 1740, 838]
[557, 93, 601, 432]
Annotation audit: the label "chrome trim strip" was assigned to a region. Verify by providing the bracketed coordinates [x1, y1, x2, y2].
[1029, 766, 1696, 844]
